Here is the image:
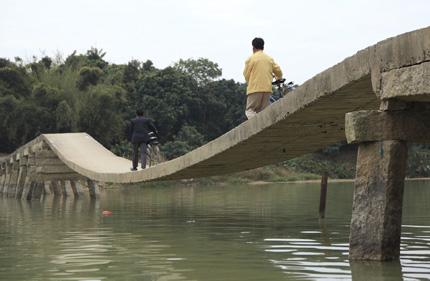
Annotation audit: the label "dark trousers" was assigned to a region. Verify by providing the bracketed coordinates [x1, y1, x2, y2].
[132, 142, 147, 169]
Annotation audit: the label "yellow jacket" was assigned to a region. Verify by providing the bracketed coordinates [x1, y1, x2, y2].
[243, 50, 283, 95]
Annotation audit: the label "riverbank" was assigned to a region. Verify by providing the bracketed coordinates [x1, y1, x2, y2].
[248, 177, 430, 185]
[129, 165, 430, 189]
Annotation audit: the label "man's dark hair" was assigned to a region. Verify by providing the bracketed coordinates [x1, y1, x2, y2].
[252, 37, 264, 50]
[136, 109, 144, 116]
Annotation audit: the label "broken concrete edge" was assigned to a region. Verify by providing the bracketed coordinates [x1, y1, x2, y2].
[345, 109, 430, 144]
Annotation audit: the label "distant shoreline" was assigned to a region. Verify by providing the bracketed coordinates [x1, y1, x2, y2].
[248, 177, 430, 185]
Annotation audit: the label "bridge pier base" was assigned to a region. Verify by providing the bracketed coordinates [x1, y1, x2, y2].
[7, 161, 19, 198]
[50, 181, 62, 197]
[28, 181, 44, 200]
[0, 163, 6, 195]
[345, 101, 430, 261]
[15, 156, 28, 199]
[70, 180, 83, 198]
[86, 179, 100, 199]
[349, 140, 407, 260]
[60, 180, 72, 197]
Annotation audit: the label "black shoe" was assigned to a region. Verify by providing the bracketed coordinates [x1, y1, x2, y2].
[141, 166, 146, 170]
[130, 167, 137, 171]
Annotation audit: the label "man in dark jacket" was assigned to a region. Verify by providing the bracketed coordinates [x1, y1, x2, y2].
[127, 109, 159, 171]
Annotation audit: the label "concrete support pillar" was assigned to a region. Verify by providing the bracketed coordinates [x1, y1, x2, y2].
[26, 182, 35, 200]
[86, 179, 100, 199]
[60, 180, 73, 197]
[349, 140, 407, 260]
[15, 156, 28, 199]
[0, 163, 6, 195]
[51, 181, 62, 197]
[21, 175, 33, 200]
[70, 180, 83, 198]
[6, 161, 19, 197]
[43, 181, 52, 196]
[345, 102, 430, 261]
[0, 164, 6, 195]
[30, 181, 44, 200]
[22, 153, 36, 200]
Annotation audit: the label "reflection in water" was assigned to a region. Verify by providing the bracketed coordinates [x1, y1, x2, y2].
[350, 261, 402, 281]
[0, 181, 430, 280]
[48, 229, 190, 281]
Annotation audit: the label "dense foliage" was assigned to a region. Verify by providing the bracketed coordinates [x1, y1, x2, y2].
[1, 49, 430, 178]
[0, 50, 245, 159]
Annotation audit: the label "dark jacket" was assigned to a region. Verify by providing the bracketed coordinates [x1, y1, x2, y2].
[127, 117, 158, 144]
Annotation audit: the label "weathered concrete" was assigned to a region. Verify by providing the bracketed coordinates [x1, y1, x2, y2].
[86, 179, 100, 199]
[0, 163, 7, 195]
[345, 109, 430, 143]
[70, 180, 83, 198]
[43, 181, 52, 195]
[349, 140, 407, 260]
[29, 181, 44, 200]
[21, 154, 36, 200]
[60, 181, 72, 197]
[50, 181, 62, 197]
[381, 61, 430, 101]
[15, 156, 28, 199]
[7, 159, 19, 197]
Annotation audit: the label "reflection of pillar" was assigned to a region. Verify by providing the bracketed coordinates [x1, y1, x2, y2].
[350, 261, 402, 281]
[345, 102, 430, 261]
[86, 179, 100, 199]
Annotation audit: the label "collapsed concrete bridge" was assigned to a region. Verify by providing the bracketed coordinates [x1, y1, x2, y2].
[1, 27, 430, 261]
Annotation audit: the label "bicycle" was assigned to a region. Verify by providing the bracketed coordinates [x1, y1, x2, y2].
[145, 132, 163, 168]
[270, 79, 297, 103]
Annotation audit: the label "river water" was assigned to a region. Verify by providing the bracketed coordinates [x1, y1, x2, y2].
[1, 180, 429, 281]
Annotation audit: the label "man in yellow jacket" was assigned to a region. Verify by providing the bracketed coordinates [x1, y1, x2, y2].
[243, 37, 283, 119]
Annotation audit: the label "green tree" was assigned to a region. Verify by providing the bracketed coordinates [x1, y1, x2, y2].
[55, 100, 75, 132]
[0, 65, 32, 98]
[135, 66, 200, 142]
[78, 85, 126, 147]
[77, 66, 103, 90]
[173, 58, 222, 86]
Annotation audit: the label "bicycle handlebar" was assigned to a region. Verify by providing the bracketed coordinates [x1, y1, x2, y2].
[272, 78, 286, 85]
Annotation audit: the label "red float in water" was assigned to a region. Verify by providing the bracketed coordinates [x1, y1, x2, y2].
[102, 210, 113, 216]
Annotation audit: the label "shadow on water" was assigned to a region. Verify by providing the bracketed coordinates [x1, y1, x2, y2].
[0, 180, 429, 280]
